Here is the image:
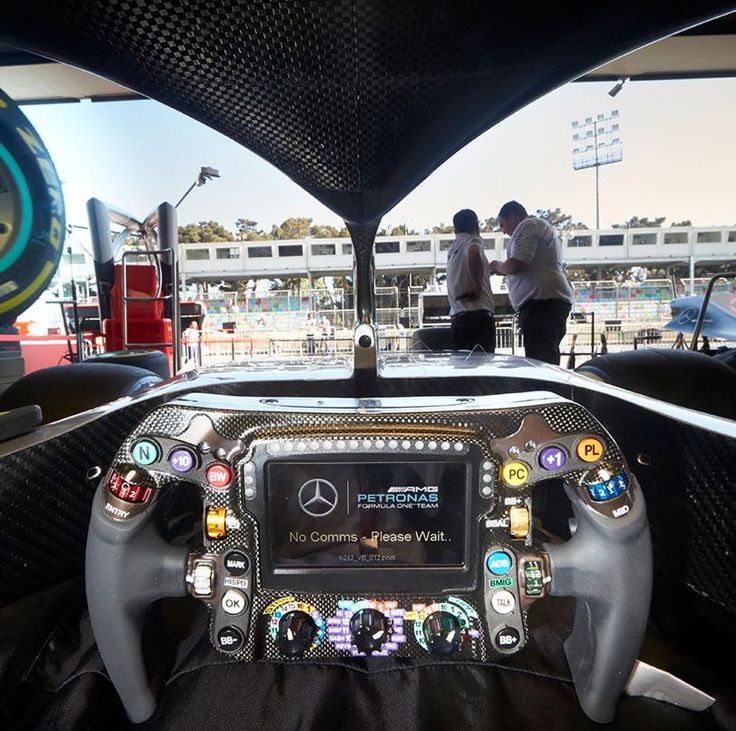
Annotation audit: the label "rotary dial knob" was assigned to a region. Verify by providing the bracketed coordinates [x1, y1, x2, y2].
[275, 610, 317, 657]
[350, 608, 389, 655]
[423, 611, 462, 657]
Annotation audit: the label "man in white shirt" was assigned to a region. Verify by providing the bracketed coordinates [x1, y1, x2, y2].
[490, 201, 572, 365]
[446, 209, 495, 352]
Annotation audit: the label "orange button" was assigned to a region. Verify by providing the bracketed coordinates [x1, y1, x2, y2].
[576, 437, 605, 463]
[206, 507, 227, 539]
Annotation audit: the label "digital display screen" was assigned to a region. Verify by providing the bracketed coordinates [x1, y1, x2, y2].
[266, 461, 467, 569]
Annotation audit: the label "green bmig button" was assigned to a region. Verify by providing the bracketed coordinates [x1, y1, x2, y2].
[489, 577, 514, 589]
[131, 438, 161, 466]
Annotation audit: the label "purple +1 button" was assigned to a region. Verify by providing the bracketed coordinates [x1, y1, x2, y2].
[539, 446, 567, 471]
[169, 448, 196, 473]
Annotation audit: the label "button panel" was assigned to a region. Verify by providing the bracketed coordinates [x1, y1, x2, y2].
[120, 403, 632, 666]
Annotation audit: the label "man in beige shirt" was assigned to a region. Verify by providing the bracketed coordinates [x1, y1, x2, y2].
[446, 209, 495, 352]
[490, 200, 572, 364]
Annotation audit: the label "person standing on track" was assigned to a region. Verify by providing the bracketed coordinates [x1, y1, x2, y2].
[491, 200, 572, 365]
[446, 209, 495, 353]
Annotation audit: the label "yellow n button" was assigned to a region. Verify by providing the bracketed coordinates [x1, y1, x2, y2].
[576, 437, 605, 462]
[500, 461, 529, 487]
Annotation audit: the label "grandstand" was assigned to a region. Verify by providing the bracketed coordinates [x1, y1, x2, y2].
[179, 225, 736, 284]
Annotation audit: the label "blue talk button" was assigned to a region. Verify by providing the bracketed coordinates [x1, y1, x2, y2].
[487, 550, 513, 575]
[131, 438, 160, 466]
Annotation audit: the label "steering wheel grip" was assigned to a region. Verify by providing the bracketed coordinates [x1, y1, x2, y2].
[545, 477, 652, 723]
[85, 484, 188, 723]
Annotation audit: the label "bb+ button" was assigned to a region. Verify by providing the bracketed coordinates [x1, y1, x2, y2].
[224, 550, 250, 576]
[217, 626, 244, 652]
[169, 447, 196, 473]
[131, 439, 160, 466]
[495, 627, 521, 651]
[487, 550, 513, 576]
[222, 589, 247, 615]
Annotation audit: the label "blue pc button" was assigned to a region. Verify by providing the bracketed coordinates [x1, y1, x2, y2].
[131, 438, 160, 466]
[487, 551, 513, 575]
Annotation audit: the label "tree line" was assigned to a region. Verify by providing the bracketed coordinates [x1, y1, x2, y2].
[178, 210, 695, 243]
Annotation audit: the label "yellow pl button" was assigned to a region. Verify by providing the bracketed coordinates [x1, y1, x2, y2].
[500, 461, 530, 487]
[576, 437, 605, 463]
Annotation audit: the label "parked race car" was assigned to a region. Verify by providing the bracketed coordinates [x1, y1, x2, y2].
[0, 3, 735, 730]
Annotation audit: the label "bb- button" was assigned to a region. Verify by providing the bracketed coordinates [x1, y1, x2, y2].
[576, 437, 605, 463]
[500, 461, 529, 487]
[217, 626, 244, 652]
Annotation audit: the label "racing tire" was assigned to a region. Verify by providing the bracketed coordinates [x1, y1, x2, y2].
[84, 349, 171, 379]
[0, 363, 162, 425]
[0, 88, 64, 326]
[575, 348, 736, 419]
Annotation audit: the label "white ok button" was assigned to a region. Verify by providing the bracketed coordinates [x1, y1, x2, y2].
[222, 589, 247, 615]
[490, 590, 516, 615]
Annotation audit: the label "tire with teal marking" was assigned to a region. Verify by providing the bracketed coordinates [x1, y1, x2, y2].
[0, 88, 64, 326]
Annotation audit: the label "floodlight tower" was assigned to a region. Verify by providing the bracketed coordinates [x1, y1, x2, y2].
[571, 111, 623, 229]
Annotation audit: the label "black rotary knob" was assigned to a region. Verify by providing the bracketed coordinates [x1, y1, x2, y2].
[350, 608, 389, 655]
[423, 611, 462, 657]
[275, 610, 317, 657]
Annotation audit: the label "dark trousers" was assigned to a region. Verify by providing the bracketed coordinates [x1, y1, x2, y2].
[451, 310, 495, 353]
[519, 299, 571, 365]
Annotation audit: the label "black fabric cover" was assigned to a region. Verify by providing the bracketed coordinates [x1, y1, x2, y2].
[1, 2, 735, 224]
[1, 581, 734, 731]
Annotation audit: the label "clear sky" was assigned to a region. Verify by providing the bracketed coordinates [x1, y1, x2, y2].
[23, 76, 736, 246]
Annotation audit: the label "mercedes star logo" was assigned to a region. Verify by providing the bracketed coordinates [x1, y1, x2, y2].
[298, 478, 339, 517]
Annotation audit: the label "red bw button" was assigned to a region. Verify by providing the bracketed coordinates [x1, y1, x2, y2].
[206, 463, 233, 488]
